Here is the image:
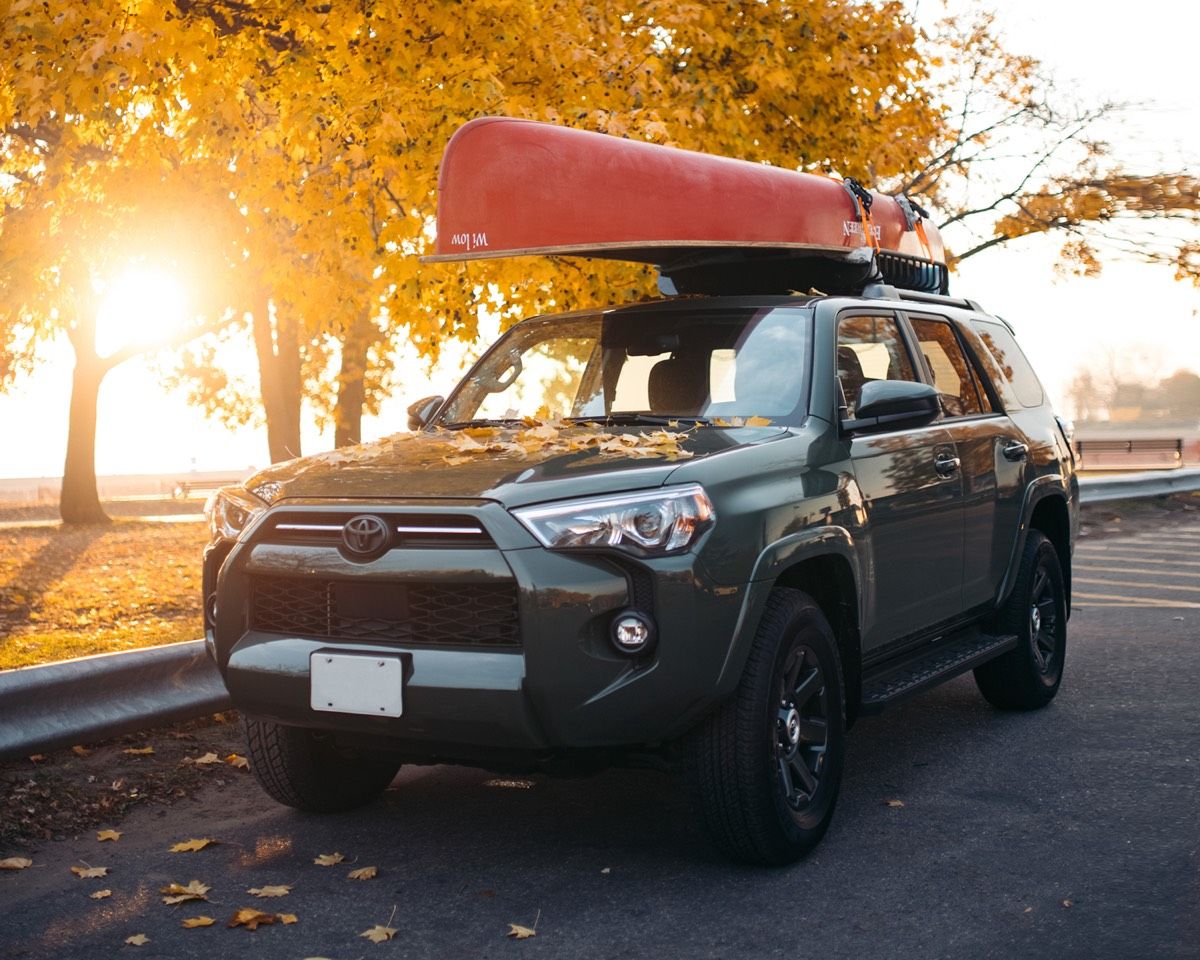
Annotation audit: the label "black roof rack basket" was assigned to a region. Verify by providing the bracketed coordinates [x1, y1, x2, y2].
[875, 250, 949, 296]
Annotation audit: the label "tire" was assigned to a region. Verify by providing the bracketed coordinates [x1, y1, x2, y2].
[974, 529, 1067, 710]
[686, 588, 845, 865]
[244, 717, 401, 813]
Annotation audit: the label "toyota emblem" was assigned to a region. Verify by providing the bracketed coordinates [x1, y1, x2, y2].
[342, 515, 389, 557]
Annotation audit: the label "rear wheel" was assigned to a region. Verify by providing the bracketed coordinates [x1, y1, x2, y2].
[686, 588, 845, 865]
[974, 530, 1067, 710]
[244, 717, 400, 813]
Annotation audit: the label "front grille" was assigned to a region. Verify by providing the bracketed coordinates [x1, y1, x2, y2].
[260, 512, 493, 549]
[250, 577, 519, 647]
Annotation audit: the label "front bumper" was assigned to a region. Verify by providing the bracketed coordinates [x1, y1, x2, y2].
[208, 500, 744, 755]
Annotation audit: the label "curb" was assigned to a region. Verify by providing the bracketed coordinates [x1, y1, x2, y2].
[0, 640, 230, 763]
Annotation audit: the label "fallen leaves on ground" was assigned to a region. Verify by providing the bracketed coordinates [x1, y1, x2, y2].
[360, 925, 397, 943]
[161, 880, 211, 904]
[184, 752, 221, 765]
[0, 857, 32, 870]
[885, 799, 905, 808]
[181, 916, 215, 928]
[124, 934, 149, 946]
[72, 745, 90, 757]
[225, 753, 250, 770]
[97, 829, 122, 842]
[247, 884, 291, 898]
[90, 889, 112, 900]
[277, 913, 298, 925]
[122, 747, 155, 756]
[313, 852, 344, 867]
[228, 907, 277, 930]
[71, 865, 108, 878]
[1061, 899, 1074, 908]
[170, 838, 217, 853]
[27, 754, 45, 763]
[347, 866, 377, 880]
[507, 924, 537, 940]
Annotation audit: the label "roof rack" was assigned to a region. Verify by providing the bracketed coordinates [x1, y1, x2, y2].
[861, 283, 985, 314]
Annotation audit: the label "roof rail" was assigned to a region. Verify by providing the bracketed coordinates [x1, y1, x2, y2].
[861, 283, 985, 314]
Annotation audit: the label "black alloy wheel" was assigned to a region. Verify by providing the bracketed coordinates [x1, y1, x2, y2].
[775, 644, 830, 810]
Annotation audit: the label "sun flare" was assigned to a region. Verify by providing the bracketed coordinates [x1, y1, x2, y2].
[96, 265, 189, 357]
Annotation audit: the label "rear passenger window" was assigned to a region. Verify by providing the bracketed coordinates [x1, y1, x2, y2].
[909, 317, 987, 418]
[973, 320, 1045, 408]
[836, 315, 918, 419]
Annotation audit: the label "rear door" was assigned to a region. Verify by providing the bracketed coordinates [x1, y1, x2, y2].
[837, 311, 965, 655]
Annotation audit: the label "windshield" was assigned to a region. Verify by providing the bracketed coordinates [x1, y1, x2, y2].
[440, 305, 812, 426]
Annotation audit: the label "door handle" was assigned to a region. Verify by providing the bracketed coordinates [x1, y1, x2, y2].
[1002, 440, 1029, 462]
[934, 453, 960, 477]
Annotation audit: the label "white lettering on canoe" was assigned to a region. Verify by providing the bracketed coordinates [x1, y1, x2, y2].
[450, 232, 490, 251]
[842, 220, 881, 241]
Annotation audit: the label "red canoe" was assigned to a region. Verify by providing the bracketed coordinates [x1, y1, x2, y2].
[425, 117, 945, 293]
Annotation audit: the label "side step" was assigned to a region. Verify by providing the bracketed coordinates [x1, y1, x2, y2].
[859, 628, 1018, 715]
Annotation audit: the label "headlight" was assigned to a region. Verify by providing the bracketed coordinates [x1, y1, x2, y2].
[512, 484, 715, 556]
[203, 487, 267, 544]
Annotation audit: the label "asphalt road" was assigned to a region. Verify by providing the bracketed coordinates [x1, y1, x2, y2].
[3, 526, 1198, 959]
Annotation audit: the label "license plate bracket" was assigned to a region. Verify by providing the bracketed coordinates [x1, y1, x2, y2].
[310, 652, 403, 718]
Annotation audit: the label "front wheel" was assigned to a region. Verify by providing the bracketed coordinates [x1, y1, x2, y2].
[244, 717, 401, 813]
[974, 529, 1067, 710]
[686, 588, 845, 865]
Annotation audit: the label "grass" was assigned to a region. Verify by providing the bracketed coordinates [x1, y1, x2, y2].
[0, 519, 208, 670]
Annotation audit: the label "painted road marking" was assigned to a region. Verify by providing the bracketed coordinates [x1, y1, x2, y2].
[1075, 576, 1200, 595]
[1074, 554, 1200, 568]
[1073, 591, 1200, 609]
[1075, 565, 1200, 579]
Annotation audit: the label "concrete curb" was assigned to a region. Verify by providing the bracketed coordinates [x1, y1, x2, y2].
[0, 640, 230, 762]
[1078, 467, 1200, 504]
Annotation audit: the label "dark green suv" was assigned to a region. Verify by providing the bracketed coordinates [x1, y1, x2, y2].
[204, 285, 1076, 864]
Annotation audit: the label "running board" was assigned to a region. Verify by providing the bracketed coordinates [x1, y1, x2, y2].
[859, 629, 1018, 714]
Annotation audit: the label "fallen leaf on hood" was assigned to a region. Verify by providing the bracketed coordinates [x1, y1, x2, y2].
[72, 745, 90, 757]
[0, 858, 32, 870]
[181, 916, 215, 928]
[97, 830, 122, 842]
[228, 907, 277, 930]
[124, 934, 149, 946]
[277, 913, 298, 925]
[225, 753, 250, 770]
[91, 889, 112, 900]
[313, 852, 344, 867]
[347, 866, 377, 880]
[443, 455, 474, 466]
[507, 924, 537, 940]
[247, 884, 291, 898]
[71, 865, 109, 879]
[161, 880, 211, 904]
[744, 416, 772, 427]
[185, 752, 221, 765]
[170, 838, 217, 853]
[360, 925, 397, 943]
[122, 747, 154, 756]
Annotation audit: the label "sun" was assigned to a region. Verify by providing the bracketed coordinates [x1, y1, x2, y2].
[95, 264, 190, 357]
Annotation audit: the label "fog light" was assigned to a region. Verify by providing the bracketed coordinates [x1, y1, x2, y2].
[611, 611, 655, 655]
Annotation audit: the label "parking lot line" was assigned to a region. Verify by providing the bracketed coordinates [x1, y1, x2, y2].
[1075, 564, 1200, 579]
[1075, 576, 1200, 595]
[1073, 590, 1200, 609]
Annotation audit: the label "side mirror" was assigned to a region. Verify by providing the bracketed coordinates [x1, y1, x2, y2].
[407, 395, 444, 431]
[842, 380, 939, 432]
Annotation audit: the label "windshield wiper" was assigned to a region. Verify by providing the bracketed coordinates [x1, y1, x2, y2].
[441, 418, 529, 430]
[564, 414, 709, 427]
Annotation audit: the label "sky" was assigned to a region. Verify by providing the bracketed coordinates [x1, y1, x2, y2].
[1, 0, 1197, 481]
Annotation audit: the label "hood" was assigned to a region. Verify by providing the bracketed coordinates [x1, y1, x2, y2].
[245, 423, 789, 509]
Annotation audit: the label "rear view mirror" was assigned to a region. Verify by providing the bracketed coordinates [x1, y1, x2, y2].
[407, 395, 444, 431]
[842, 380, 939, 432]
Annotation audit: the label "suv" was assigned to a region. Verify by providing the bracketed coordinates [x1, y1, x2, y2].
[204, 285, 1077, 865]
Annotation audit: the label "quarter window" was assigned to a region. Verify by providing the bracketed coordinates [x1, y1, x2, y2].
[835, 315, 919, 419]
[973, 320, 1045, 408]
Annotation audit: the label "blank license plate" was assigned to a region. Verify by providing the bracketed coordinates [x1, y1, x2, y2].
[310, 653, 403, 718]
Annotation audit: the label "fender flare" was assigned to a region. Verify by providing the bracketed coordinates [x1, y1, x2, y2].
[994, 474, 1072, 611]
[713, 525, 862, 698]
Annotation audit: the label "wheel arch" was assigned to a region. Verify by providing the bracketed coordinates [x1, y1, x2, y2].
[1029, 494, 1072, 613]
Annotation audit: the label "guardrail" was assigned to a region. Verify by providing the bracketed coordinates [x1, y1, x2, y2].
[0, 640, 230, 763]
[1, 467, 1198, 764]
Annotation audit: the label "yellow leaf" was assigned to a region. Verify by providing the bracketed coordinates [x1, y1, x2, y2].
[885, 799, 905, 808]
[124, 934, 150, 946]
[182, 916, 215, 928]
[91, 889, 112, 900]
[161, 880, 211, 904]
[71, 865, 109, 879]
[277, 913, 298, 925]
[744, 416, 772, 427]
[187, 752, 221, 765]
[123, 747, 155, 756]
[347, 866, 377, 880]
[97, 830, 122, 842]
[360, 925, 397, 943]
[27, 754, 45, 763]
[312, 852, 344, 866]
[507, 924, 537, 940]
[228, 907, 277, 930]
[170, 838, 217, 853]
[247, 884, 291, 898]
[225, 753, 250, 770]
[0, 858, 32, 870]
[72, 745, 90, 757]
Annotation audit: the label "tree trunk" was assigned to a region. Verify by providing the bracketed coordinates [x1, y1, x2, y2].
[251, 295, 303, 463]
[60, 352, 110, 524]
[333, 312, 372, 448]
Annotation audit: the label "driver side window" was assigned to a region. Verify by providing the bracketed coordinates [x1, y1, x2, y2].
[835, 315, 919, 419]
